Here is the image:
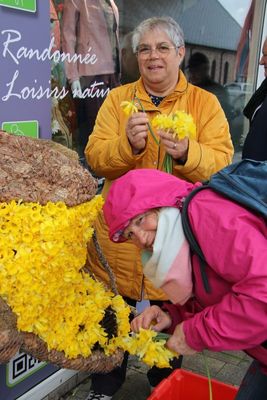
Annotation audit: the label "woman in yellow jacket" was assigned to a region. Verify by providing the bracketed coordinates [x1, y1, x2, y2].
[85, 16, 233, 400]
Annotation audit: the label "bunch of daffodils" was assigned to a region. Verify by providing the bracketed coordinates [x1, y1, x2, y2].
[151, 111, 196, 140]
[0, 198, 176, 367]
[152, 111, 196, 173]
[123, 329, 176, 368]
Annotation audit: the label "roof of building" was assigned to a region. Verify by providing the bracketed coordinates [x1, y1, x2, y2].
[117, 0, 242, 51]
[178, 0, 242, 50]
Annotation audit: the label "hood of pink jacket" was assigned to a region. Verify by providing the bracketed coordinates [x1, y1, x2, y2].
[103, 169, 201, 242]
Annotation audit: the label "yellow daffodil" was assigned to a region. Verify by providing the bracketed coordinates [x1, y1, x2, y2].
[122, 329, 177, 368]
[120, 100, 138, 116]
[151, 110, 196, 140]
[151, 110, 196, 173]
[0, 196, 176, 367]
[172, 110, 196, 139]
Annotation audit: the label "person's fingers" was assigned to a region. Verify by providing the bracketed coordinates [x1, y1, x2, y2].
[152, 311, 172, 332]
[128, 112, 149, 127]
[131, 314, 149, 331]
[126, 124, 148, 153]
[158, 129, 173, 141]
[130, 125, 148, 137]
[158, 130, 176, 149]
[151, 319, 168, 332]
[131, 317, 141, 332]
[126, 119, 148, 146]
[131, 306, 163, 332]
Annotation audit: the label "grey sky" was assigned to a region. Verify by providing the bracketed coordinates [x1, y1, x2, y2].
[219, 0, 251, 26]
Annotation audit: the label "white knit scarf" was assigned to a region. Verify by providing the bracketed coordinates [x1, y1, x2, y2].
[141, 207, 193, 305]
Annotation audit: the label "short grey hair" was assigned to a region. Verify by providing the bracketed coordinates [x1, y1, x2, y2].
[132, 16, 185, 53]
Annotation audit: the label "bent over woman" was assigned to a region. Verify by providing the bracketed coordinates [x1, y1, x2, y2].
[104, 168, 267, 400]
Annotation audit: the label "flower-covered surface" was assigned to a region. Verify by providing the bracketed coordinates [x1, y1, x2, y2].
[0, 197, 104, 358]
[0, 197, 176, 367]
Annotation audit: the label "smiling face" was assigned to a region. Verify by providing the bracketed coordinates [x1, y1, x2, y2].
[123, 210, 159, 250]
[136, 28, 185, 96]
[259, 38, 267, 78]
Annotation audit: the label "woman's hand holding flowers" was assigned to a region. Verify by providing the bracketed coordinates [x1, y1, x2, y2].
[121, 102, 195, 164]
[166, 322, 197, 355]
[126, 112, 149, 154]
[158, 130, 189, 164]
[121, 100, 149, 155]
[151, 111, 196, 172]
[131, 307, 196, 357]
[131, 305, 172, 333]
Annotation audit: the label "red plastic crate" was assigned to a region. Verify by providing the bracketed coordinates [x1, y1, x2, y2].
[148, 369, 238, 400]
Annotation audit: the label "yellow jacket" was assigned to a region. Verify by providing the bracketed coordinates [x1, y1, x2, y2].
[85, 72, 233, 301]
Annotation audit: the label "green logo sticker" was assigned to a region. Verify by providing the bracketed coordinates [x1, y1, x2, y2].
[2, 120, 39, 138]
[0, 0, 36, 13]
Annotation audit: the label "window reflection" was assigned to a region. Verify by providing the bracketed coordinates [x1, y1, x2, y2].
[50, 0, 264, 158]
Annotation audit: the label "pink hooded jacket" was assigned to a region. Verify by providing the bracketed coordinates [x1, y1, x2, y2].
[104, 169, 267, 372]
[104, 169, 199, 242]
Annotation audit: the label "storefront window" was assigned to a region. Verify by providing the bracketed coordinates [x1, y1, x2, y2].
[50, 0, 266, 159]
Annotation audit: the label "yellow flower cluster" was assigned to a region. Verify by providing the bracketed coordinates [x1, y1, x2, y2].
[120, 100, 138, 116]
[123, 328, 176, 368]
[151, 110, 196, 140]
[0, 197, 175, 367]
[0, 197, 123, 358]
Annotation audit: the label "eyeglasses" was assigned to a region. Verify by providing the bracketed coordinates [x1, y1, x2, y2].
[136, 43, 178, 58]
[122, 213, 146, 240]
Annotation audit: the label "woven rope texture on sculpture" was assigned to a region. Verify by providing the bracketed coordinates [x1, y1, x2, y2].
[0, 296, 123, 372]
[0, 130, 97, 206]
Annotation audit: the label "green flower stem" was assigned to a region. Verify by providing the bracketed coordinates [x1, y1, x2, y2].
[163, 154, 173, 174]
[202, 352, 213, 400]
[147, 123, 160, 146]
[154, 332, 171, 341]
[134, 96, 160, 146]
[163, 129, 173, 174]
[133, 95, 174, 173]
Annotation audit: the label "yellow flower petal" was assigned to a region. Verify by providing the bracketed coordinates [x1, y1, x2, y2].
[120, 101, 138, 116]
[151, 111, 196, 140]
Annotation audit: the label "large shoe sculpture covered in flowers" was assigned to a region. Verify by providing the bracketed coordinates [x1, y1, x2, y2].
[0, 130, 176, 372]
[0, 130, 126, 372]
